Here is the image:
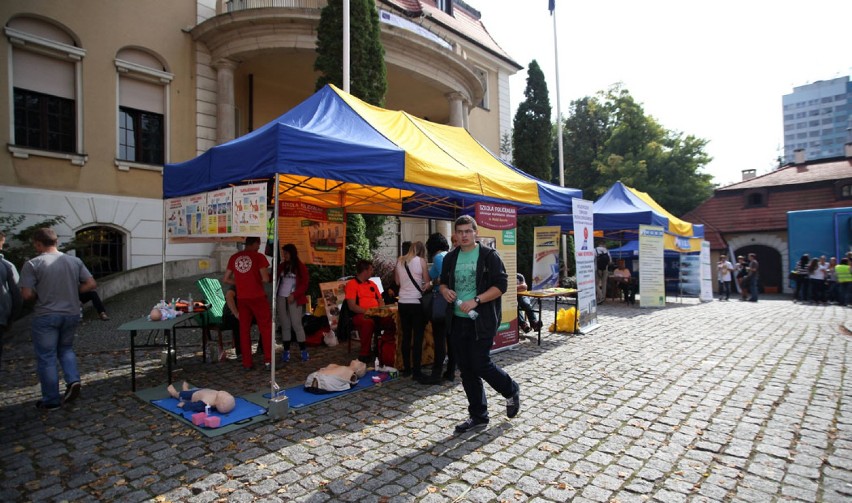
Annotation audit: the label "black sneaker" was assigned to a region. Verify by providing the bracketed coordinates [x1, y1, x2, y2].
[454, 417, 488, 434]
[417, 374, 442, 385]
[35, 400, 61, 411]
[442, 371, 455, 382]
[506, 382, 520, 418]
[63, 381, 81, 405]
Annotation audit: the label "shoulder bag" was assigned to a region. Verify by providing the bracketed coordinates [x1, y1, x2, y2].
[403, 260, 432, 318]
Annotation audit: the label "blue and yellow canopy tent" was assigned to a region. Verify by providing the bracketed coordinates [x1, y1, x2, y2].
[163, 85, 583, 405]
[165, 84, 581, 216]
[547, 181, 703, 252]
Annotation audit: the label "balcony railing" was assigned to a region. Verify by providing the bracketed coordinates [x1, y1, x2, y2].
[224, 0, 327, 13]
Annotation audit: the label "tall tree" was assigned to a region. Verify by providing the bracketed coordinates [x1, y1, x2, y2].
[562, 84, 714, 215]
[512, 60, 553, 284]
[314, 0, 387, 263]
[314, 0, 387, 106]
[512, 60, 552, 182]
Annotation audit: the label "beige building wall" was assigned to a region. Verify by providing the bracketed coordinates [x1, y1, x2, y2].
[1, 0, 521, 274]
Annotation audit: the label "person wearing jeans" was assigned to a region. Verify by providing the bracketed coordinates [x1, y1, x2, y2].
[20, 228, 96, 410]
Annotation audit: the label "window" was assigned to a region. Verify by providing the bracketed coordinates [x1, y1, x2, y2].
[5, 17, 85, 163]
[115, 48, 172, 170]
[475, 67, 489, 109]
[14, 88, 75, 153]
[744, 190, 767, 208]
[436, 0, 453, 15]
[74, 226, 125, 278]
[119, 107, 164, 164]
[842, 185, 851, 198]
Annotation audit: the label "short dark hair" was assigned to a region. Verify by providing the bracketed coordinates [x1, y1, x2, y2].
[245, 236, 261, 246]
[454, 215, 477, 231]
[355, 259, 373, 274]
[33, 228, 58, 247]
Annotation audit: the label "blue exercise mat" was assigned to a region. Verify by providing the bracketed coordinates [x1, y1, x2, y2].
[264, 370, 392, 409]
[151, 396, 267, 427]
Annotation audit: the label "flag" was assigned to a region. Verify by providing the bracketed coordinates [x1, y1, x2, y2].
[549, 0, 555, 15]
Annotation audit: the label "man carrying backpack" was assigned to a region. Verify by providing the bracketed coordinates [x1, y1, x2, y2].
[594, 240, 611, 303]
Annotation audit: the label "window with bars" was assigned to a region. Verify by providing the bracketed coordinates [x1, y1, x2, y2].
[13, 88, 75, 153]
[74, 226, 125, 279]
[118, 106, 164, 165]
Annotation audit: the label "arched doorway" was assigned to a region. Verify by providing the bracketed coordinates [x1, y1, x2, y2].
[735, 245, 782, 294]
[75, 226, 125, 279]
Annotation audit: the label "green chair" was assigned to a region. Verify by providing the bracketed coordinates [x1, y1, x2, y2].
[196, 277, 229, 362]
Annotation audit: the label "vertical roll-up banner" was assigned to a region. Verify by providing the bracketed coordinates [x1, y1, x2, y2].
[475, 203, 518, 351]
[639, 225, 665, 307]
[532, 226, 561, 290]
[572, 198, 598, 332]
[699, 241, 713, 302]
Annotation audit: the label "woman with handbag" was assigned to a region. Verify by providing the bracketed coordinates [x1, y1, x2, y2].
[395, 240, 431, 379]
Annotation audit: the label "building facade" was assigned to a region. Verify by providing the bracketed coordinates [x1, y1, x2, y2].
[782, 76, 851, 165]
[684, 150, 852, 294]
[0, 0, 521, 275]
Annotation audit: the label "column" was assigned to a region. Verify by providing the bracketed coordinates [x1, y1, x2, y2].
[214, 58, 238, 145]
[446, 92, 464, 128]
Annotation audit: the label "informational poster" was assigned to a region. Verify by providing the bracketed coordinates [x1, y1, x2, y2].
[680, 254, 701, 296]
[166, 197, 187, 238]
[474, 203, 518, 351]
[184, 194, 206, 236]
[531, 226, 561, 290]
[638, 225, 665, 308]
[319, 280, 348, 333]
[572, 198, 598, 332]
[278, 199, 346, 266]
[206, 189, 234, 236]
[232, 183, 267, 237]
[699, 241, 713, 302]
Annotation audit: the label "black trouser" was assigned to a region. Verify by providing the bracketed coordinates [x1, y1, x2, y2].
[718, 280, 730, 300]
[793, 274, 809, 301]
[809, 278, 825, 303]
[449, 316, 516, 422]
[398, 303, 426, 376]
[79, 291, 106, 314]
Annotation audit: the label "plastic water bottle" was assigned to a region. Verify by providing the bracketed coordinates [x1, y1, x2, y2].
[456, 299, 479, 320]
[187, 293, 193, 311]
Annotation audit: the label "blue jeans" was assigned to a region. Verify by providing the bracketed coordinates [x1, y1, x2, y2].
[449, 317, 516, 422]
[32, 315, 81, 405]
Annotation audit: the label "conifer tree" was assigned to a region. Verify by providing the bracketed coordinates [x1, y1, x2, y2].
[512, 60, 553, 285]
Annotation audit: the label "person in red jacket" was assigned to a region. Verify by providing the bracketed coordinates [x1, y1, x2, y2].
[277, 243, 310, 362]
[223, 236, 272, 370]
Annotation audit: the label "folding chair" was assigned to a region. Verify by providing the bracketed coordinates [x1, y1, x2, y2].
[196, 277, 233, 362]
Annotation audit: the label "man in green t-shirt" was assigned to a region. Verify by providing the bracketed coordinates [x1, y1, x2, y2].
[438, 215, 519, 434]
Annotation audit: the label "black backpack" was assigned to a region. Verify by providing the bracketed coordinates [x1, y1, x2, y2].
[596, 249, 611, 271]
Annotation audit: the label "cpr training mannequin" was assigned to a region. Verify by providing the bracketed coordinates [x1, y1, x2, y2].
[167, 381, 236, 413]
[305, 359, 368, 393]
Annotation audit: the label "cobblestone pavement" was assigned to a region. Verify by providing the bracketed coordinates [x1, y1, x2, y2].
[1, 278, 851, 502]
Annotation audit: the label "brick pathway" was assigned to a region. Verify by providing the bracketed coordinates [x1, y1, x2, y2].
[1, 289, 850, 502]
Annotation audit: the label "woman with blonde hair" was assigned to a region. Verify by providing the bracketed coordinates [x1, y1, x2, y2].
[394, 240, 431, 379]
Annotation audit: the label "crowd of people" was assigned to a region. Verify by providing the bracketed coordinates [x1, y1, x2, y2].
[9, 219, 847, 427]
[790, 252, 851, 306]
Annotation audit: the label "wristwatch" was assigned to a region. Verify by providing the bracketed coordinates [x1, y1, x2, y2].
[474, 296, 481, 305]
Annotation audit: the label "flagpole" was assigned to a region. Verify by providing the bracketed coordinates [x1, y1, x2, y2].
[343, 0, 350, 93]
[552, 2, 569, 283]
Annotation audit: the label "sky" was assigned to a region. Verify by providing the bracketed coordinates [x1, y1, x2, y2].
[474, 0, 852, 187]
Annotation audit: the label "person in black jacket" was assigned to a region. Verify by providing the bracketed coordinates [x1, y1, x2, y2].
[438, 215, 520, 434]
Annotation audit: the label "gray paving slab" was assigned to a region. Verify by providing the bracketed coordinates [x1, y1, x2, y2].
[1, 281, 851, 501]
